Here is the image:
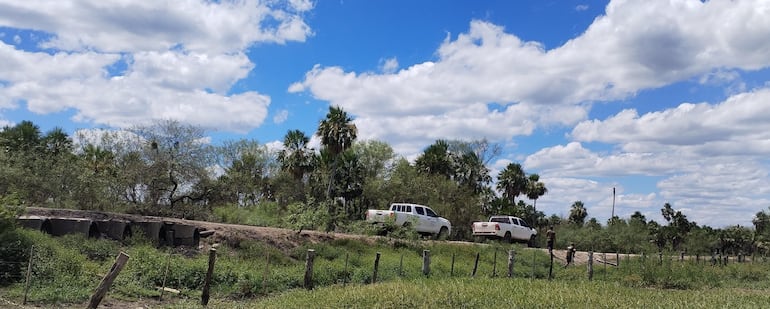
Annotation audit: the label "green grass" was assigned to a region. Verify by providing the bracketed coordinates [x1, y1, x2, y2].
[3, 228, 770, 308]
[175, 278, 770, 308]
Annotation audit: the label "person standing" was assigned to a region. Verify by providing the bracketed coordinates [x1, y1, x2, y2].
[565, 243, 576, 267]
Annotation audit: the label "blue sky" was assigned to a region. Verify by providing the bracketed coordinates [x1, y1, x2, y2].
[2, 0, 770, 227]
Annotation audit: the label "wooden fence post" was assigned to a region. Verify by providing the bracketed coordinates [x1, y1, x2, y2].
[343, 253, 349, 286]
[422, 250, 430, 277]
[23, 246, 34, 305]
[531, 250, 536, 279]
[471, 252, 480, 277]
[87, 252, 130, 309]
[304, 249, 316, 289]
[658, 252, 663, 265]
[680, 251, 685, 262]
[603, 253, 607, 279]
[547, 249, 553, 280]
[507, 250, 515, 278]
[159, 253, 171, 301]
[493, 249, 498, 278]
[201, 247, 217, 306]
[372, 252, 381, 284]
[450, 253, 455, 277]
[616, 252, 620, 267]
[587, 251, 594, 281]
[262, 252, 271, 294]
[399, 253, 403, 277]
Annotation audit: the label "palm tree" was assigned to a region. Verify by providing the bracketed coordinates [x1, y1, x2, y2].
[278, 129, 314, 181]
[317, 106, 357, 198]
[496, 163, 527, 206]
[415, 140, 453, 178]
[82, 144, 114, 174]
[568, 201, 588, 226]
[525, 173, 548, 212]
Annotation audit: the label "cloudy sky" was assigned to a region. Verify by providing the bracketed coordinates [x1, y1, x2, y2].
[1, 0, 769, 227]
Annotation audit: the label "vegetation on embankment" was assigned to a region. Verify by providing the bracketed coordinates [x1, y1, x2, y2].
[2, 225, 770, 307]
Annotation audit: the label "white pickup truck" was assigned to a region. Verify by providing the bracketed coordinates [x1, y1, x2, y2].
[472, 216, 537, 246]
[365, 203, 451, 239]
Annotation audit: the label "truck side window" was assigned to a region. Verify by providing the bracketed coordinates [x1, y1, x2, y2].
[415, 207, 425, 216]
[512, 218, 520, 226]
[425, 208, 437, 217]
[519, 219, 529, 228]
[405, 206, 411, 213]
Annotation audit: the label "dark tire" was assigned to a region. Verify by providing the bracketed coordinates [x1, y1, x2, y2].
[527, 235, 537, 248]
[436, 227, 449, 240]
[503, 232, 512, 244]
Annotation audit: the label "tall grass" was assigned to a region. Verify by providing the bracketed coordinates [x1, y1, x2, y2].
[2, 228, 770, 307]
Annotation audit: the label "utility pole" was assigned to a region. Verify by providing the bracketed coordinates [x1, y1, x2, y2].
[611, 187, 616, 220]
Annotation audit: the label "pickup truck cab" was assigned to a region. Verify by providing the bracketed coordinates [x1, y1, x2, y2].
[365, 203, 451, 239]
[472, 216, 537, 246]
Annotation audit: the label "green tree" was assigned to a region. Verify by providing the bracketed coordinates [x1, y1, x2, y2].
[316, 106, 358, 230]
[525, 173, 548, 213]
[129, 120, 216, 215]
[496, 163, 527, 206]
[415, 140, 453, 178]
[278, 129, 315, 181]
[568, 201, 588, 226]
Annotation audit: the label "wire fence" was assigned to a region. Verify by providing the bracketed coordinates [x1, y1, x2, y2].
[2, 240, 769, 307]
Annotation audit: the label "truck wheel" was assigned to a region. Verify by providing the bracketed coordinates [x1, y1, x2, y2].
[527, 235, 537, 248]
[473, 235, 484, 243]
[503, 232, 512, 244]
[436, 227, 449, 240]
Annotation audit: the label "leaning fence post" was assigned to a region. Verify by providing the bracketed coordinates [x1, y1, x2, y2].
[305, 249, 316, 289]
[471, 252, 480, 277]
[159, 253, 171, 301]
[87, 252, 130, 309]
[201, 247, 217, 306]
[507, 250, 515, 278]
[422, 250, 431, 277]
[23, 246, 34, 305]
[372, 252, 381, 284]
[587, 251, 594, 281]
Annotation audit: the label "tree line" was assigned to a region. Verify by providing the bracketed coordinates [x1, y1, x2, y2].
[1, 106, 769, 255]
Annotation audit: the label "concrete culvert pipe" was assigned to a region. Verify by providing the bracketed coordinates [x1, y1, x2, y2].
[16, 216, 52, 234]
[132, 221, 164, 245]
[49, 217, 96, 238]
[95, 220, 131, 241]
[169, 223, 200, 247]
[87, 221, 100, 239]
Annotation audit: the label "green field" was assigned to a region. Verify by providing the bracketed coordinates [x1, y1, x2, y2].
[2, 228, 770, 308]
